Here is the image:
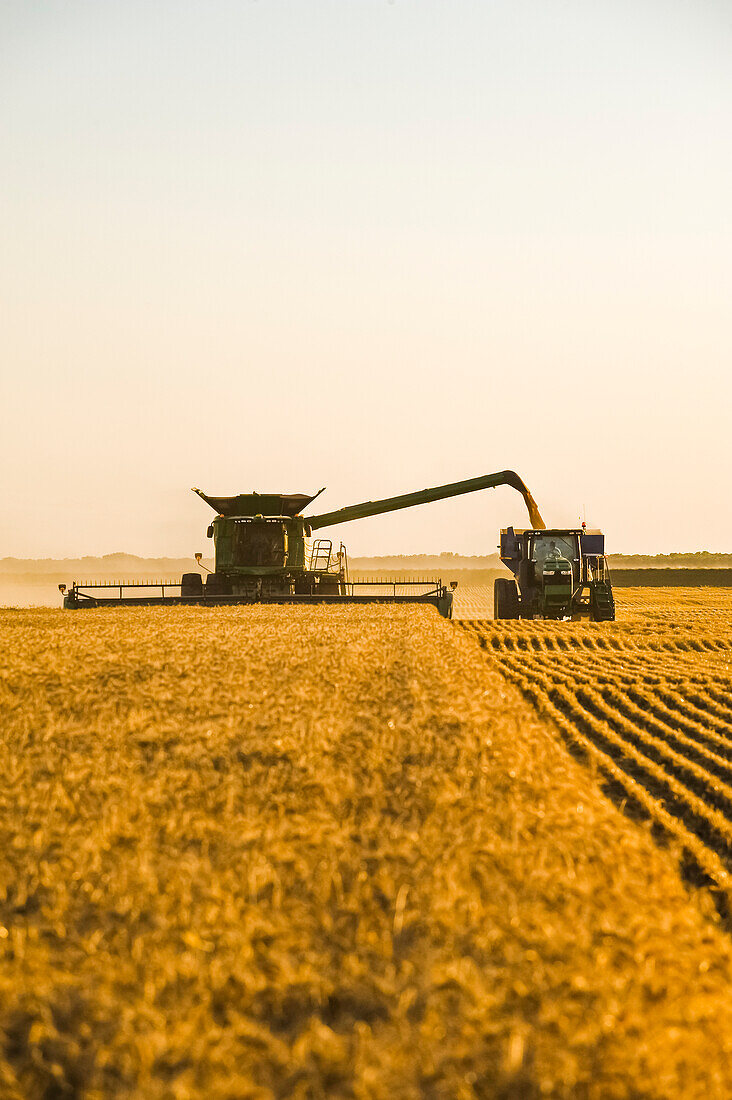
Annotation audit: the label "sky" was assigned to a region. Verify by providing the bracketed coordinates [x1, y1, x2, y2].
[2, 0, 730, 557]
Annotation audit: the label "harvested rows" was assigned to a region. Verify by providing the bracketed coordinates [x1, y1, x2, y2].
[460, 589, 732, 905]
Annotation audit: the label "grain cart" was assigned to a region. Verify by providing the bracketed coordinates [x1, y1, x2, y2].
[61, 469, 543, 617]
[494, 526, 615, 621]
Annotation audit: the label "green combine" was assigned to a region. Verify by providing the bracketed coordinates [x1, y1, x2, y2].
[61, 469, 543, 617]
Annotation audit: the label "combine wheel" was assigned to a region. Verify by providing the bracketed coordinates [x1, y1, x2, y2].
[494, 578, 520, 620]
[181, 573, 204, 598]
[205, 573, 228, 596]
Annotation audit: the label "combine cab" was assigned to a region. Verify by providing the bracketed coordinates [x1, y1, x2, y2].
[62, 469, 543, 618]
[494, 526, 615, 621]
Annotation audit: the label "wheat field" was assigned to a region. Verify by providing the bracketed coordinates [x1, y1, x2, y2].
[2, 597, 732, 1097]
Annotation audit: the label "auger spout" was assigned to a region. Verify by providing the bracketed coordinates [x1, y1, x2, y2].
[307, 469, 545, 531]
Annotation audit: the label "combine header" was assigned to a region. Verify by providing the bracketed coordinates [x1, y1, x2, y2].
[61, 469, 543, 617]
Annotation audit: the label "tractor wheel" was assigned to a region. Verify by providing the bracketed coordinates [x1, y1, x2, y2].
[181, 572, 204, 599]
[494, 578, 520, 620]
[589, 582, 616, 622]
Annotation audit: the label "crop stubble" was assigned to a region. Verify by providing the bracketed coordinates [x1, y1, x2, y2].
[2, 601, 732, 1097]
[460, 589, 732, 910]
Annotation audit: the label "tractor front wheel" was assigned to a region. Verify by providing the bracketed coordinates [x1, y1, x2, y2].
[589, 582, 616, 622]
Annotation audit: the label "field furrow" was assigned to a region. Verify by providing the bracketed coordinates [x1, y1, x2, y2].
[499, 665, 732, 895]
[509, 666, 732, 871]
[574, 684, 732, 799]
[460, 589, 732, 901]
[703, 684, 732, 716]
[625, 686, 732, 753]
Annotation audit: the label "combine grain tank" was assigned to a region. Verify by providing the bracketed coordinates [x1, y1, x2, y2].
[61, 469, 542, 617]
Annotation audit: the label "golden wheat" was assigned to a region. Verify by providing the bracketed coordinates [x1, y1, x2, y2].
[3, 602, 732, 1097]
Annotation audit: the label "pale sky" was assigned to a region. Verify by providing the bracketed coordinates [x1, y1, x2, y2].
[2, 0, 730, 557]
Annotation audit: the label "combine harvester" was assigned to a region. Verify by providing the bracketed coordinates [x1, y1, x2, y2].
[61, 469, 614, 620]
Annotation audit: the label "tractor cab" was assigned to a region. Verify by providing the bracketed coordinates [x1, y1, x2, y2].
[530, 532, 578, 569]
[530, 532, 579, 579]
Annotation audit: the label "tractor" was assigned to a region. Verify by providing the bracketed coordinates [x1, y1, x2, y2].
[494, 526, 615, 621]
